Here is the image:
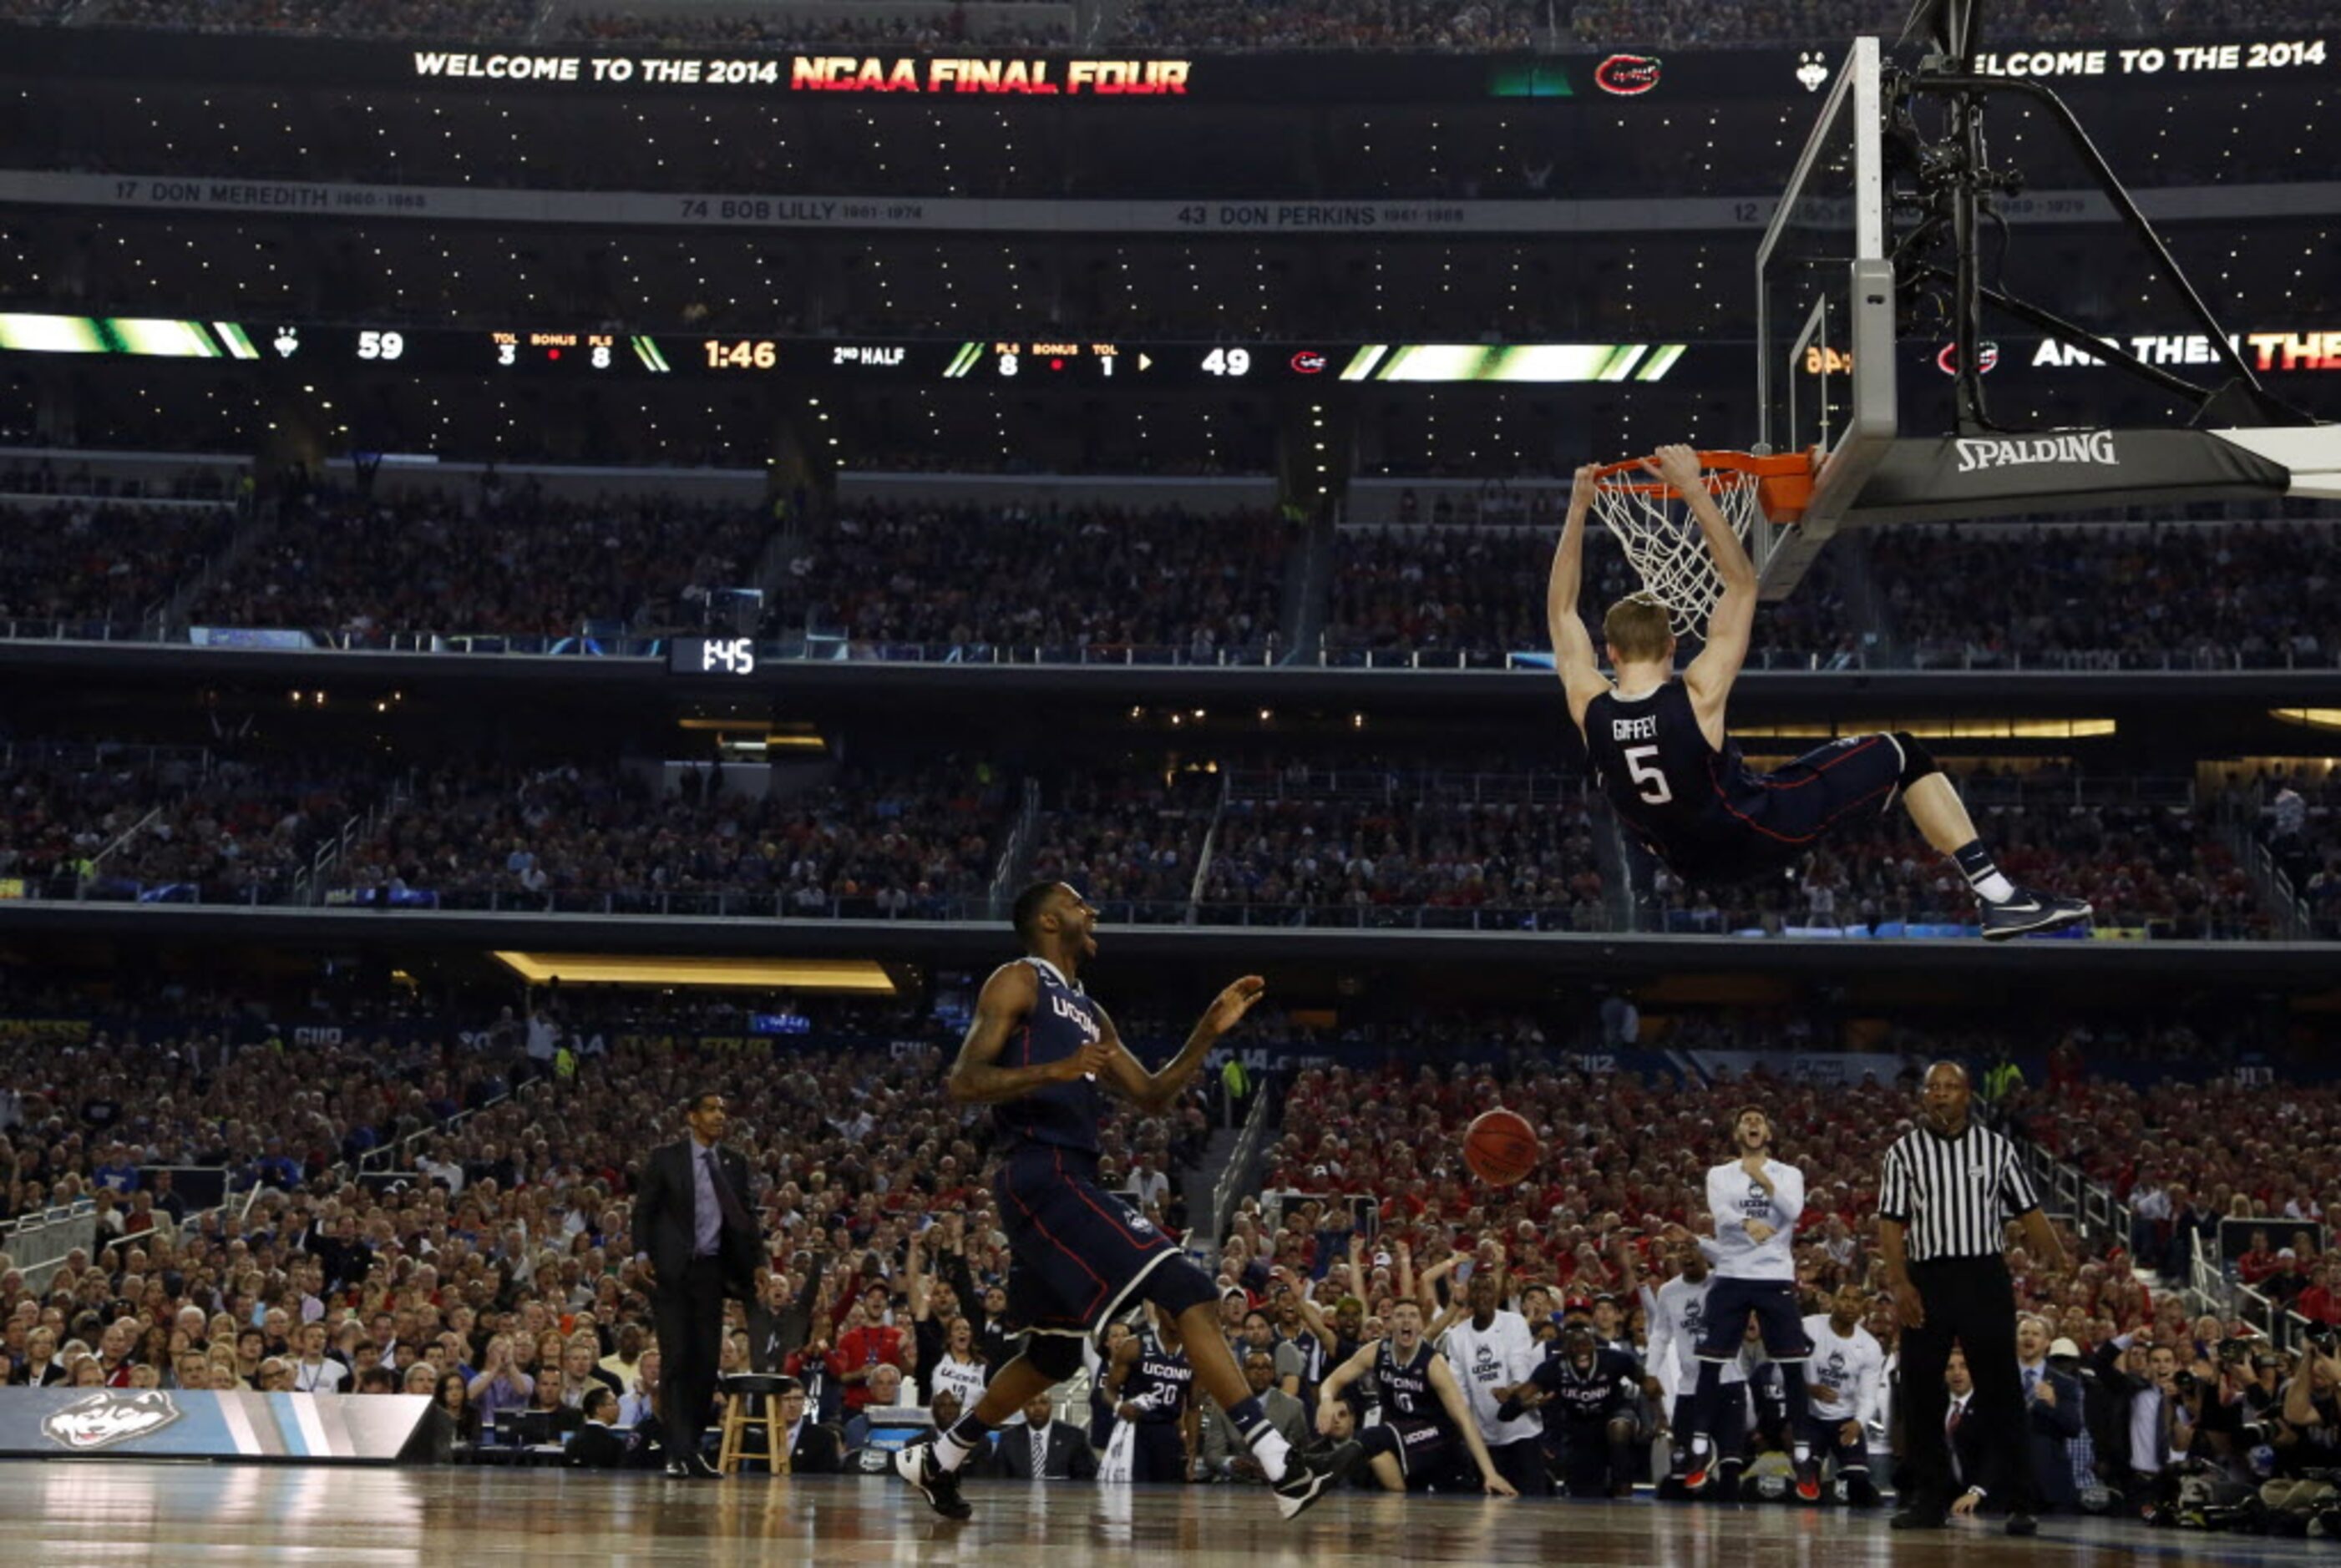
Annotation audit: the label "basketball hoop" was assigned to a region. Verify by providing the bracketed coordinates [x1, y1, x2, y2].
[1587, 449, 1817, 636]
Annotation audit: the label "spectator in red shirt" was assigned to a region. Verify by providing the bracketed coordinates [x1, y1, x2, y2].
[2297, 1259, 2341, 1328]
[2235, 1229, 2280, 1287]
[834, 1296, 904, 1414]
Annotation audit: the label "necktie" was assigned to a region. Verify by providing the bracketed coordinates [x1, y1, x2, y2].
[2024, 1368, 2039, 1398]
[704, 1150, 753, 1234]
[1032, 1426, 1048, 1479]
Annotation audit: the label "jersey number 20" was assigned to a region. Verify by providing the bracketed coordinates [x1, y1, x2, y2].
[1624, 745, 1673, 804]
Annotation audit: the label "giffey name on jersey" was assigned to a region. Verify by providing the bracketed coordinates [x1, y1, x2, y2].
[1612, 714, 1658, 741]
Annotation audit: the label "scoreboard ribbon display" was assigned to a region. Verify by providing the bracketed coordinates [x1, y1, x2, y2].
[0, 316, 1693, 386]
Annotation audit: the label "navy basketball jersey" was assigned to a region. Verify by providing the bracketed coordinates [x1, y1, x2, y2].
[1533, 1348, 1642, 1422]
[1373, 1339, 1447, 1429]
[993, 957, 1105, 1156]
[1580, 681, 1749, 864]
[1121, 1334, 1193, 1425]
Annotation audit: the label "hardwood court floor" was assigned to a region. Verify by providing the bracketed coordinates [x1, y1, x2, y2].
[0, 1464, 2326, 1565]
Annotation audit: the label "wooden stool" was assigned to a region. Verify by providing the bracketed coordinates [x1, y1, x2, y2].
[716, 1374, 793, 1477]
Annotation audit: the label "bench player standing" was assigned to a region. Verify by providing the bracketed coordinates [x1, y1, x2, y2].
[1680, 1107, 1822, 1500]
[1101, 1304, 1198, 1483]
[896, 881, 1356, 1521]
[1548, 446, 2091, 940]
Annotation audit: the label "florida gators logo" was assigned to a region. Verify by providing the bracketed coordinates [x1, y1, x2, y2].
[1594, 55, 1662, 96]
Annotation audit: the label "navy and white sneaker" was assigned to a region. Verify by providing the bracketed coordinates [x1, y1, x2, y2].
[894, 1444, 972, 1521]
[1274, 1439, 1361, 1520]
[1979, 888, 2092, 942]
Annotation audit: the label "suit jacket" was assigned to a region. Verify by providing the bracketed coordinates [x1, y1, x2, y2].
[782, 1418, 846, 1475]
[1946, 1394, 1988, 1490]
[987, 1420, 1099, 1481]
[631, 1138, 762, 1298]
[2019, 1363, 2086, 1509]
[567, 1422, 631, 1469]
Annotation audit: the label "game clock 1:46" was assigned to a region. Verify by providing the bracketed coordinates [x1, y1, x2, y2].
[704, 339, 780, 370]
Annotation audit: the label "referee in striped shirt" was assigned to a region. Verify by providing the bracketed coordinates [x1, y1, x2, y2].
[1879, 1061, 2067, 1536]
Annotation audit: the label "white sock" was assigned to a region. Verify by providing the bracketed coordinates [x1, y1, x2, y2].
[1690, 1434, 1711, 1458]
[931, 1430, 974, 1474]
[1246, 1423, 1292, 1484]
[1974, 872, 2017, 903]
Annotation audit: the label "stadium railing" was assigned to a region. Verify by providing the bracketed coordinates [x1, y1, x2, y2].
[0, 1198, 97, 1293]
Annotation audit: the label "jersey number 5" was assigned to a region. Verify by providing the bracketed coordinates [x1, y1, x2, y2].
[1624, 745, 1674, 804]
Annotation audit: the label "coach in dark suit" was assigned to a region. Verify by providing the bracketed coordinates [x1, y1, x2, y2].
[2015, 1318, 2085, 1510]
[632, 1090, 763, 1479]
[986, 1393, 1099, 1481]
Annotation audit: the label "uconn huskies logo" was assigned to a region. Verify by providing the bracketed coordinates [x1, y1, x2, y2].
[1050, 994, 1101, 1043]
[43, 1390, 183, 1451]
[1822, 1350, 1849, 1383]
[1741, 1183, 1772, 1218]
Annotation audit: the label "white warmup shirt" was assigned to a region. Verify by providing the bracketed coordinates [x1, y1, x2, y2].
[1801, 1314, 1886, 1429]
[1439, 1308, 1544, 1447]
[1701, 1158, 1806, 1280]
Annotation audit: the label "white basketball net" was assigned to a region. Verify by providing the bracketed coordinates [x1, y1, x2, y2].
[1589, 463, 1766, 638]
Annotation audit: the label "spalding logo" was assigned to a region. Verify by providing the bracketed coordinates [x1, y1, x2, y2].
[42, 1389, 184, 1452]
[1594, 54, 1662, 95]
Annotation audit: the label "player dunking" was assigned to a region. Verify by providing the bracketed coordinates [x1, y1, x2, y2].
[1548, 445, 2091, 940]
[895, 881, 1358, 1521]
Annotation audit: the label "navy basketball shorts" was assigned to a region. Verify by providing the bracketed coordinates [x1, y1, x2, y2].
[995, 1146, 1214, 1340]
[1558, 1415, 1630, 1495]
[1377, 1414, 1451, 1480]
[1697, 732, 1908, 881]
[1800, 1409, 1865, 1453]
[1695, 1277, 1813, 1362]
[1129, 1421, 1188, 1484]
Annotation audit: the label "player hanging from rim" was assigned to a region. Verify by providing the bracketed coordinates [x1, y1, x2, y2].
[894, 881, 1359, 1523]
[1548, 445, 2091, 941]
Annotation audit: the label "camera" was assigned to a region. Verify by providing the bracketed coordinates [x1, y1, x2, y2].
[2305, 1322, 2337, 1351]
[2172, 1370, 2199, 1397]
[2217, 1336, 2255, 1364]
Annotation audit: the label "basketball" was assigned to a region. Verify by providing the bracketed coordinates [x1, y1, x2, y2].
[1462, 1108, 1540, 1186]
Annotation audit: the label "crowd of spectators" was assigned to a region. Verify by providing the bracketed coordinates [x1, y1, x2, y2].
[2249, 770, 2341, 938]
[1196, 766, 1608, 928]
[1656, 778, 2269, 939]
[0, 743, 380, 905]
[0, 502, 234, 632]
[1874, 520, 2341, 672]
[191, 483, 773, 642]
[1109, 0, 2121, 49]
[94, 0, 535, 38]
[328, 760, 1012, 917]
[778, 503, 1293, 661]
[6, 969, 2341, 1531]
[1113, 0, 1538, 50]
[1322, 522, 1862, 668]
[1024, 766, 1221, 924]
[0, 988, 1210, 1462]
[561, 8, 1071, 49]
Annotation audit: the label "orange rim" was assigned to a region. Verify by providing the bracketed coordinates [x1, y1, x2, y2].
[1590, 448, 1816, 524]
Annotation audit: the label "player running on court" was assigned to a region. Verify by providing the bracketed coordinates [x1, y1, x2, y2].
[1548, 445, 2091, 940]
[895, 881, 1358, 1522]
